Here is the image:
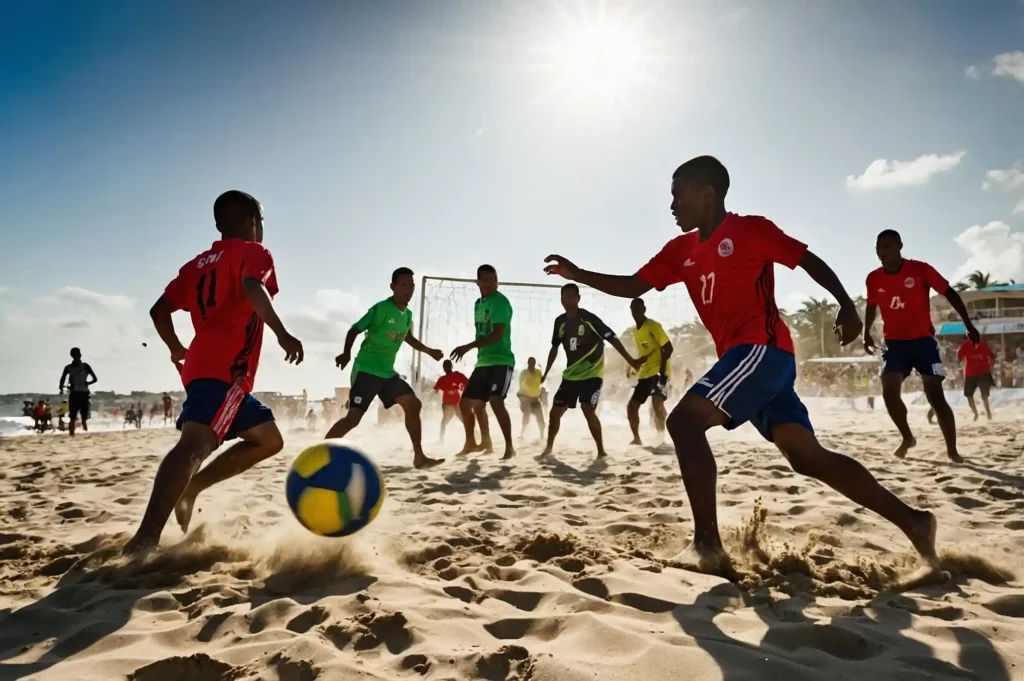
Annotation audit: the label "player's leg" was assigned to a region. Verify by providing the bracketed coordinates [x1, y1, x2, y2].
[440, 404, 452, 442]
[922, 375, 961, 462]
[325, 373, 377, 439]
[580, 379, 606, 458]
[627, 380, 650, 445]
[964, 377, 980, 421]
[487, 367, 515, 460]
[542, 381, 573, 456]
[880, 349, 915, 458]
[533, 400, 546, 440]
[769, 419, 939, 564]
[175, 415, 283, 532]
[80, 397, 89, 432]
[68, 396, 79, 437]
[389, 379, 443, 469]
[518, 396, 531, 437]
[458, 369, 491, 454]
[980, 374, 993, 419]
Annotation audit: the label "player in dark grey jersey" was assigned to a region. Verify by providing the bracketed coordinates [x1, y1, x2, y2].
[59, 347, 97, 437]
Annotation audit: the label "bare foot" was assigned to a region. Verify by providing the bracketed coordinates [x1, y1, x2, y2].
[456, 442, 484, 456]
[629, 438, 642, 446]
[596, 450, 608, 459]
[973, 413, 979, 422]
[501, 449, 516, 461]
[122, 535, 157, 555]
[414, 455, 445, 470]
[904, 509, 940, 567]
[174, 495, 196, 533]
[537, 448, 552, 459]
[947, 452, 964, 464]
[669, 542, 734, 577]
[893, 436, 916, 459]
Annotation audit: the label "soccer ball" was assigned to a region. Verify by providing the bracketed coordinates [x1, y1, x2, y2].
[285, 441, 386, 537]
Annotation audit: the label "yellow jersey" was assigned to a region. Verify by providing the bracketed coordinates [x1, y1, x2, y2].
[519, 368, 542, 398]
[632, 319, 672, 380]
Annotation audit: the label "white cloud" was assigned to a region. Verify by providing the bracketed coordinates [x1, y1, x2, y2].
[846, 151, 966, 191]
[56, 286, 136, 312]
[982, 163, 1024, 191]
[0, 286, 8, 295]
[1015, 199, 1024, 215]
[952, 221, 1024, 283]
[284, 289, 365, 344]
[965, 65, 981, 80]
[993, 51, 1024, 85]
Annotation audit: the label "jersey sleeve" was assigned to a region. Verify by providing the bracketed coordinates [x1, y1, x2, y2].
[752, 218, 808, 269]
[865, 272, 878, 306]
[636, 237, 687, 291]
[585, 311, 615, 339]
[352, 304, 377, 333]
[492, 295, 513, 326]
[433, 378, 442, 390]
[163, 268, 190, 312]
[922, 263, 950, 293]
[650, 321, 671, 346]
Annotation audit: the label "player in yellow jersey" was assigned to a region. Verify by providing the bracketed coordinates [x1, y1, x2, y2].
[517, 357, 545, 440]
[629, 298, 673, 445]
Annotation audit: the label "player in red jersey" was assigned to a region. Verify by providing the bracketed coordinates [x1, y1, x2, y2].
[959, 338, 995, 421]
[863, 230, 978, 462]
[544, 156, 939, 576]
[434, 360, 468, 442]
[124, 191, 303, 553]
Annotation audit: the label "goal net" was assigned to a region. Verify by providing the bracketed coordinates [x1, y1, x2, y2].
[410, 276, 706, 394]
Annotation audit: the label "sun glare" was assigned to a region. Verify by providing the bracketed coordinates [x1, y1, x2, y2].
[540, 7, 658, 110]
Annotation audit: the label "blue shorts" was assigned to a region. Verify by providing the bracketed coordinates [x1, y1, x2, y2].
[177, 379, 275, 443]
[881, 337, 944, 378]
[688, 344, 812, 442]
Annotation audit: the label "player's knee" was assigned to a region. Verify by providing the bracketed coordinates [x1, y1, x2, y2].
[260, 426, 285, 454]
[404, 397, 422, 415]
[666, 405, 700, 439]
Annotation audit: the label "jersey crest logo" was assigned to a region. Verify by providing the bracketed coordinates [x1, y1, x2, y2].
[578, 325, 585, 336]
[717, 238, 734, 258]
[387, 318, 395, 324]
[683, 258, 695, 267]
[904, 277, 915, 288]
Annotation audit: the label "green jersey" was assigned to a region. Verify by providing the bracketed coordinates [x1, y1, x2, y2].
[552, 309, 615, 381]
[351, 297, 411, 378]
[474, 291, 514, 367]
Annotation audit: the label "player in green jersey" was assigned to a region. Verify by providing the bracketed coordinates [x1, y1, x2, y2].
[451, 264, 516, 460]
[540, 283, 641, 458]
[326, 267, 445, 469]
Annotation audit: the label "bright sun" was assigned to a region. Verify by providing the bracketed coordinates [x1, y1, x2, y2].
[540, 8, 658, 108]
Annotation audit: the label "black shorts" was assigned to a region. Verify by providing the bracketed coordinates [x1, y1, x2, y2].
[553, 377, 603, 409]
[463, 365, 514, 401]
[518, 394, 543, 412]
[632, 375, 669, 404]
[68, 392, 91, 421]
[964, 373, 993, 398]
[349, 372, 414, 410]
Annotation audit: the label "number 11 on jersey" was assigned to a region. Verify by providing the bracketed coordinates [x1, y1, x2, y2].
[700, 272, 715, 305]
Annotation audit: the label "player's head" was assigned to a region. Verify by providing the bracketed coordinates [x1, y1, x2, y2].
[214, 190, 264, 242]
[391, 267, 415, 306]
[875, 229, 903, 268]
[443, 359, 453, 374]
[630, 297, 646, 324]
[670, 156, 730, 232]
[477, 264, 498, 297]
[69, 347, 81, 361]
[560, 283, 580, 312]
[527, 356, 537, 370]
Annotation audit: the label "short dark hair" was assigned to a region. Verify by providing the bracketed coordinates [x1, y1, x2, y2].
[631, 297, 646, 307]
[477, 264, 496, 277]
[561, 283, 580, 295]
[877, 229, 902, 244]
[673, 156, 730, 200]
[70, 347, 81, 358]
[213, 190, 261, 232]
[392, 267, 414, 283]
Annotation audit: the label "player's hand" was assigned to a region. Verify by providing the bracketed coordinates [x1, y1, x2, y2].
[450, 344, 471, 363]
[628, 357, 643, 370]
[428, 348, 444, 362]
[278, 332, 304, 365]
[543, 255, 580, 281]
[863, 333, 877, 356]
[833, 303, 863, 347]
[170, 344, 187, 366]
[335, 352, 351, 370]
[966, 324, 981, 345]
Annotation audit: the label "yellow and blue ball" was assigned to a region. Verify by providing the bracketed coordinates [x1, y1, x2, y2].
[285, 441, 385, 537]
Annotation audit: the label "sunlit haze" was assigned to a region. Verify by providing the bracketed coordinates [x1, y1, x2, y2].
[1, 0, 1022, 398]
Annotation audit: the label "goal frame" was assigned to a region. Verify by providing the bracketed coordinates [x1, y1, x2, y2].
[412, 275, 568, 384]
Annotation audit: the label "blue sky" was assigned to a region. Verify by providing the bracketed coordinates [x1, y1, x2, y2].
[1, 0, 1022, 396]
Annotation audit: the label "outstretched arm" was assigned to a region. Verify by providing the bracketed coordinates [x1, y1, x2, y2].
[86, 365, 98, 385]
[336, 327, 362, 370]
[544, 255, 652, 298]
[542, 345, 559, 382]
[405, 331, 443, 361]
[58, 367, 69, 393]
[658, 341, 674, 376]
[450, 324, 506, 362]
[943, 287, 980, 343]
[243, 277, 303, 364]
[607, 337, 642, 370]
[797, 250, 863, 345]
[150, 296, 188, 366]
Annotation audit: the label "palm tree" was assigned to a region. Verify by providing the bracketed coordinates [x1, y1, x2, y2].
[962, 270, 1008, 290]
[795, 297, 839, 357]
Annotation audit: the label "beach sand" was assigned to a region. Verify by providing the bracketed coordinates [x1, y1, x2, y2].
[1, 406, 1022, 680]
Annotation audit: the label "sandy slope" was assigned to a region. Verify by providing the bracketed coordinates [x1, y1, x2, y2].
[0, 405, 1022, 681]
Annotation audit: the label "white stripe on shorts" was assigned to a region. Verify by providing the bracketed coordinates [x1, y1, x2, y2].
[706, 345, 764, 403]
[713, 345, 767, 408]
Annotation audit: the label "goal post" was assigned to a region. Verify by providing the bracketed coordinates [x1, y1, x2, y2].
[411, 275, 703, 390]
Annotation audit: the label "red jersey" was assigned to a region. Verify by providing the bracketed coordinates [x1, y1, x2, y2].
[434, 372, 468, 406]
[865, 259, 948, 341]
[958, 339, 994, 377]
[163, 239, 278, 393]
[636, 213, 807, 358]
